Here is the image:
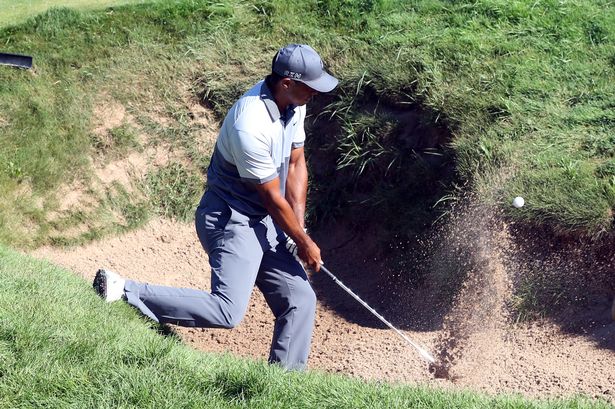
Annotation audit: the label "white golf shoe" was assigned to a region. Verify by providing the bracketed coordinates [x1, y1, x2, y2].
[93, 269, 126, 302]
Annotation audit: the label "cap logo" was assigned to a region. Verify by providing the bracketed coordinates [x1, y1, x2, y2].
[284, 70, 302, 79]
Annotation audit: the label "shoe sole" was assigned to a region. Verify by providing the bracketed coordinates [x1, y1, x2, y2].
[93, 269, 108, 299]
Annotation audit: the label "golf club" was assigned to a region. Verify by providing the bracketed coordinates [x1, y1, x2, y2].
[0, 53, 33, 69]
[320, 264, 436, 364]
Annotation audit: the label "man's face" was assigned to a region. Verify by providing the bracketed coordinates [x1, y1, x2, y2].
[286, 80, 320, 106]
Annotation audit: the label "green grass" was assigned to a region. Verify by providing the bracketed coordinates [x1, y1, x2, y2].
[144, 162, 204, 222]
[0, 245, 610, 408]
[0, 0, 613, 250]
[0, 1, 220, 247]
[0, 0, 149, 27]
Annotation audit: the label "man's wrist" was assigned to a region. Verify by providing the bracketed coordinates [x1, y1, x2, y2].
[295, 229, 311, 247]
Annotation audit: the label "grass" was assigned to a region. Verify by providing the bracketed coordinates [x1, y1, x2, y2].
[0, 245, 610, 408]
[0, 0, 149, 27]
[0, 0, 612, 322]
[0, 0, 613, 251]
[143, 162, 204, 222]
[0, 1, 220, 247]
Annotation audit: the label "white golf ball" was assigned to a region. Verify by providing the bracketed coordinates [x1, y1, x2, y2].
[512, 196, 525, 208]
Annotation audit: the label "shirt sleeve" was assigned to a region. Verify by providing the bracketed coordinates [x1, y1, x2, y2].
[229, 129, 278, 184]
[292, 106, 306, 149]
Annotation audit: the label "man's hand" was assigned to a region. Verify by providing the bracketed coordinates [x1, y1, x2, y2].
[285, 230, 321, 272]
[297, 238, 322, 272]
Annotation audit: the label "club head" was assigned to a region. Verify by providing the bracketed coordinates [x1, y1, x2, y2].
[429, 361, 451, 379]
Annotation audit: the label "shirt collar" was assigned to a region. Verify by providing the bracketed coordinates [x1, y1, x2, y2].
[260, 80, 296, 123]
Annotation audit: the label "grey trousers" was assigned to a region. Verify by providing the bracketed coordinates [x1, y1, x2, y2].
[124, 190, 317, 370]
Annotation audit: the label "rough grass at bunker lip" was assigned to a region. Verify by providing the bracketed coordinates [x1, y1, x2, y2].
[0, 0, 614, 250]
[0, 245, 610, 408]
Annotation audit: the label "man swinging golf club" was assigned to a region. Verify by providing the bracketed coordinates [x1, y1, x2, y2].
[93, 44, 338, 370]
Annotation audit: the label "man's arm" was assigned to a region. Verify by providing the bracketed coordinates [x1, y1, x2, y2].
[254, 177, 321, 272]
[285, 147, 308, 228]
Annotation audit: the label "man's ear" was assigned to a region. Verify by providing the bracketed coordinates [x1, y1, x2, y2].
[279, 77, 293, 90]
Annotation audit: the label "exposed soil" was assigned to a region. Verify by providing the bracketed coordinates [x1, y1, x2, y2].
[31, 206, 615, 404]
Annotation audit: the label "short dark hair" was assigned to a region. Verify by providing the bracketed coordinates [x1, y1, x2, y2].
[266, 72, 286, 88]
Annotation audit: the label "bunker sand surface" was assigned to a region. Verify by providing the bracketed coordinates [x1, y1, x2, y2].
[32, 216, 615, 403]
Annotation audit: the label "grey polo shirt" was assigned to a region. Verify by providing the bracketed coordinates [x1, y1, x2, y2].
[204, 79, 306, 217]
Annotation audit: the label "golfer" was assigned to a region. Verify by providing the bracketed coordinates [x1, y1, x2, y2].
[94, 44, 338, 370]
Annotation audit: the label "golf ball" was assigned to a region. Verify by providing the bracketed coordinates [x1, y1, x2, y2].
[512, 196, 525, 208]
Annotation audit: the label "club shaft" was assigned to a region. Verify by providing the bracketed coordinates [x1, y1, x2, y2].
[320, 265, 435, 364]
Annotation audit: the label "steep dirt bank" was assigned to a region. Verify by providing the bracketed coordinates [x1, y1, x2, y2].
[31, 214, 615, 404]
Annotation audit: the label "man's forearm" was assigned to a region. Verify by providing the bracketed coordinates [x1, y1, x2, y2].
[261, 188, 310, 246]
[286, 153, 308, 228]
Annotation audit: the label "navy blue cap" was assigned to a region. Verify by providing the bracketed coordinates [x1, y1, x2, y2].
[272, 44, 338, 93]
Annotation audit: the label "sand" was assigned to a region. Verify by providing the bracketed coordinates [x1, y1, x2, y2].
[31, 207, 615, 404]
